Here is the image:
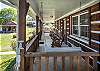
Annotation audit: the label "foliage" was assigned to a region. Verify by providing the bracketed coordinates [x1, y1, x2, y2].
[11, 39, 16, 51]
[0, 54, 15, 71]
[0, 7, 17, 25]
[26, 27, 36, 41]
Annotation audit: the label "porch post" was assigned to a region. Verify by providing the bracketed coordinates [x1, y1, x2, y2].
[16, 0, 29, 70]
[36, 16, 39, 35]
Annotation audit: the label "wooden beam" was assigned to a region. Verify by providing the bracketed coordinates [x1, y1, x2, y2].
[36, 16, 39, 35]
[25, 3, 30, 15]
[18, 0, 30, 71]
[18, 0, 27, 46]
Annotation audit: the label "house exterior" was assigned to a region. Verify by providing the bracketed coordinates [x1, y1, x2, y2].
[55, 2, 100, 53]
[0, 22, 16, 33]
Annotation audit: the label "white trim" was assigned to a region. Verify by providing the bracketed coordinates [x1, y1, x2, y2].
[80, 11, 88, 15]
[91, 21, 100, 24]
[91, 31, 100, 34]
[69, 35, 89, 44]
[0, 25, 16, 26]
[78, 15, 80, 36]
[72, 15, 78, 35]
[91, 11, 100, 15]
[67, 41, 76, 47]
[91, 39, 100, 44]
[68, 35, 98, 52]
[70, 16, 72, 34]
[67, 32, 69, 34]
[73, 25, 78, 26]
[80, 25, 89, 26]
[55, 0, 99, 21]
[67, 19, 69, 21]
[72, 14, 79, 17]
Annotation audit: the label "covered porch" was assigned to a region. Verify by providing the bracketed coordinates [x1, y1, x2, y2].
[0, 0, 100, 71]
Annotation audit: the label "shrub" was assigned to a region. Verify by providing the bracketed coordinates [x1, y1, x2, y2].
[12, 35, 16, 39]
[11, 40, 16, 50]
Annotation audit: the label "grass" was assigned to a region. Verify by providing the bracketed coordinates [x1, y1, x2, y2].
[0, 27, 36, 70]
[0, 33, 16, 52]
[0, 54, 15, 71]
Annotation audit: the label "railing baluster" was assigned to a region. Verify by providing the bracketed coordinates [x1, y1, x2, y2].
[20, 48, 24, 71]
[62, 56, 65, 71]
[46, 56, 49, 71]
[30, 56, 33, 71]
[38, 57, 41, 71]
[69, 56, 73, 71]
[93, 56, 98, 71]
[85, 56, 89, 71]
[77, 56, 80, 71]
[54, 56, 57, 71]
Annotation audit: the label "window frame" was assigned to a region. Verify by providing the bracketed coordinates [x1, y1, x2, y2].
[72, 11, 89, 40]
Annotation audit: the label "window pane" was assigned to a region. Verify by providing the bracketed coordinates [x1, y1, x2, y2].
[73, 26, 78, 35]
[73, 16, 78, 25]
[80, 26, 89, 38]
[80, 13, 89, 25]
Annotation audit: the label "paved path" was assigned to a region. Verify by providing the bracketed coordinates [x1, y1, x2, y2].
[0, 51, 16, 55]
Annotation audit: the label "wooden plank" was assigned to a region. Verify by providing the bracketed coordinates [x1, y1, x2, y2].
[62, 56, 65, 71]
[46, 56, 49, 71]
[30, 57, 33, 71]
[85, 56, 89, 71]
[93, 57, 98, 71]
[77, 56, 80, 71]
[88, 7, 91, 48]
[54, 56, 57, 71]
[69, 56, 73, 71]
[38, 57, 41, 71]
[36, 16, 39, 35]
[20, 48, 25, 71]
[25, 52, 100, 57]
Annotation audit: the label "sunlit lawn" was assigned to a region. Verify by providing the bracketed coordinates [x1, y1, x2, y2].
[0, 33, 16, 52]
[0, 27, 36, 70]
[0, 54, 15, 71]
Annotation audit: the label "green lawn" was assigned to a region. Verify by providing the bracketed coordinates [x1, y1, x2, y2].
[0, 27, 36, 70]
[0, 54, 15, 71]
[0, 27, 36, 52]
[0, 33, 16, 52]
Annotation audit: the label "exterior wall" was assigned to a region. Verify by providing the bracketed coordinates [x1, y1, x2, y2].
[55, 2, 100, 52]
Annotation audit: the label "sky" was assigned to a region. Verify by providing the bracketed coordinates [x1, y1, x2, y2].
[0, 2, 9, 10]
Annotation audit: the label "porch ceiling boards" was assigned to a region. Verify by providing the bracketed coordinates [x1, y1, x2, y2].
[1, 0, 99, 22]
[37, 0, 96, 21]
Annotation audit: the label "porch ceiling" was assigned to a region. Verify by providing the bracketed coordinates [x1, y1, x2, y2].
[0, 0, 99, 22]
[36, 0, 97, 21]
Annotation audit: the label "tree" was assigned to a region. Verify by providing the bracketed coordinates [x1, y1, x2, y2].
[0, 7, 17, 25]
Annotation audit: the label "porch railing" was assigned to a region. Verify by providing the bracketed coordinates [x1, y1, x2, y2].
[26, 34, 39, 52]
[20, 48, 100, 71]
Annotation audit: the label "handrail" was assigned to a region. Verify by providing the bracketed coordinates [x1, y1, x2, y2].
[26, 35, 39, 52]
[20, 47, 100, 71]
[26, 35, 35, 45]
[25, 52, 100, 57]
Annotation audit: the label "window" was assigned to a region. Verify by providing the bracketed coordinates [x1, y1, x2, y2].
[72, 16, 78, 35]
[80, 13, 89, 38]
[72, 12, 89, 40]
